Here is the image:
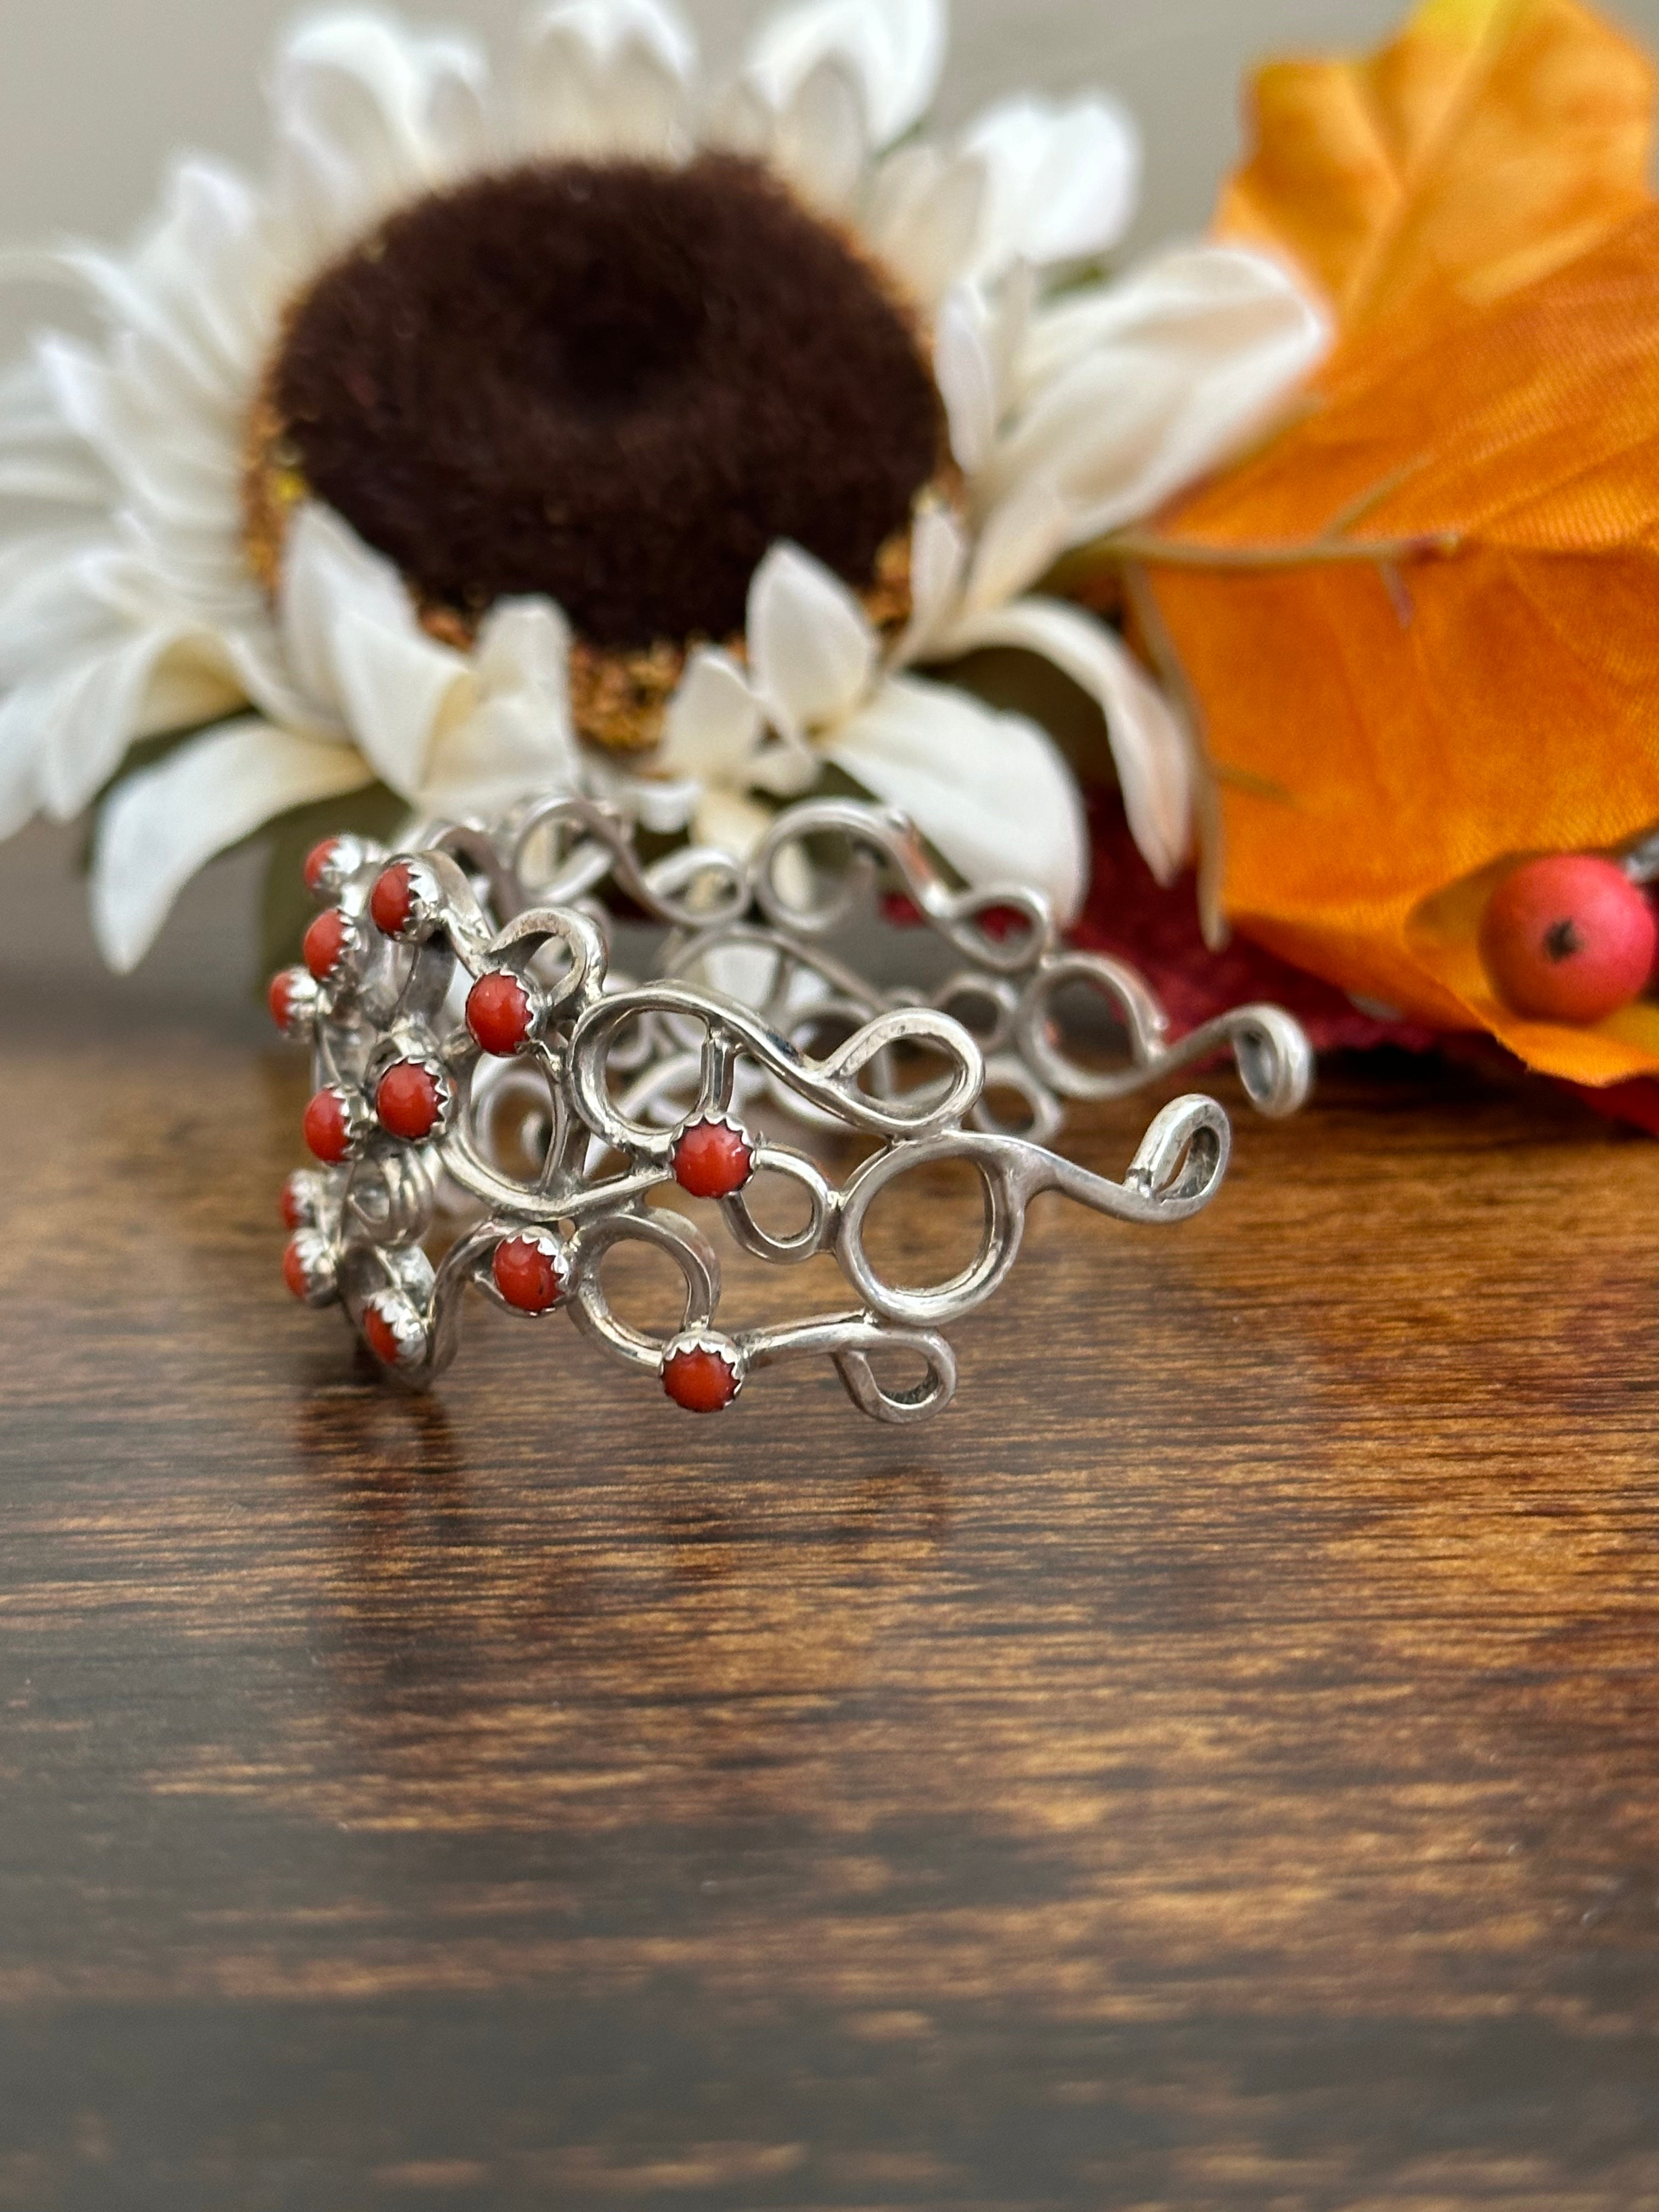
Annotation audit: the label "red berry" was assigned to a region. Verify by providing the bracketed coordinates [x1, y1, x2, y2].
[303, 907, 352, 985]
[364, 1303, 404, 1367]
[467, 971, 535, 1057]
[282, 1239, 311, 1301]
[303, 1088, 354, 1165]
[492, 1236, 566, 1314]
[268, 969, 300, 1031]
[303, 838, 341, 894]
[1480, 855, 1656, 1024]
[370, 863, 415, 938]
[662, 1344, 741, 1413]
[673, 1118, 755, 1200]
[376, 1061, 445, 1142]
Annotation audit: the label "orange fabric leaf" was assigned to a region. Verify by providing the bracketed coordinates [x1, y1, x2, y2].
[1143, 207, 1659, 1085]
[1216, 0, 1654, 332]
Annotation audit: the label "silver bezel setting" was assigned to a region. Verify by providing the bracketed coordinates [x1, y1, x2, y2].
[661, 1329, 748, 1409]
[487, 1229, 571, 1316]
[466, 966, 546, 1057]
[284, 1227, 340, 1310]
[364, 1289, 428, 1370]
[372, 1051, 455, 1145]
[371, 857, 444, 944]
[670, 1110, 757, 1194]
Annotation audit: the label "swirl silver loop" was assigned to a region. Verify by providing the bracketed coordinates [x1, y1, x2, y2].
[567, 1207, 721, 1371]
[753, 798, 1054, 976]
[509, 795, 749, 929]
[274, 798, 1308, 1421]
[720, 1146, 840, 1263]
[490, 905, 610, 1015]
[569, 985, 984, 1161]
[1017, 953, 1314, 1119]
[744, 1317, 957, 1423]
[342, 1147, 445, 1249]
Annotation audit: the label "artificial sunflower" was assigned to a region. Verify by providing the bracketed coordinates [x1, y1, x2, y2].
[0, 0, 1328, 970]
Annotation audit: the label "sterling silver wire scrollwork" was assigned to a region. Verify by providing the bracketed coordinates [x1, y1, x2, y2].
[271, 798, 1313, 1423]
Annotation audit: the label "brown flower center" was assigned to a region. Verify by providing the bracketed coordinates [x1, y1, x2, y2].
[249, 155, 948, 747]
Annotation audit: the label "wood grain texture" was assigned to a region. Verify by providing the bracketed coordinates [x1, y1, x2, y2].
[3, 975, 1659, 2210]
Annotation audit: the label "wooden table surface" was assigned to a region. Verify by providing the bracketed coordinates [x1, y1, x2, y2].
[4, 974, 1659, 2211]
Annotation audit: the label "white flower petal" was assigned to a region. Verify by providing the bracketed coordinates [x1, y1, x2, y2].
[659, 647, 764, 781]
[695, 785, 777, 862]
[35, 338, 138, 487]
[135, 650, 248, 742]
[960, 474, 1076, 614]
[748, 543, 878, 739]
[472, 595, 574, 710]
[22, 633, 180, 820]
[947, 596, 1192, 884]
[768, 54, 869, 215]
[270, 119, 364, 260]
[746, 0, 944, 146]
[422, 596, 582, 819]
[865, 145, 988, 309]
[279, 504, 466, 789]
[990, 245, 1331, 537]
[0, 458, 111, 504]
[962, 94, 1139, 278]
[893, 498, 969, 667]
[534, 0, 695, 76]
[134, 159, 281, 387]
[418, 710, 567, 822]
[934, 287, 999, 475]
[276, 504, 416, 697]
[274, 13, 487, 239]
[91, 718, 373, 972]
[0, 534, 110, 674]
[749, 739, 823, 802]
[21, 244, 225, 414]
[278, 505, 370, 714]
[709, 77, 774, 158]
[590, 755, 700, 834]
[0, 662, 83, 826]
[330, 611, 471, 800]
[0, 354, 77, 448]
[518, 0, 693, 158]
[825, 671, 1088, 923]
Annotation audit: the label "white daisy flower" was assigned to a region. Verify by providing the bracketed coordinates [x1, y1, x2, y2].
[0, 0, 1329, 971]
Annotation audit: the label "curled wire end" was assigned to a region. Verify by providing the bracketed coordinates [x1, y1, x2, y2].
[1225, 1005, 1316, 1119]
[746, 1317, 958, 1423]
[834, 1330, 958, 1424]
[1124, 1094, 1232, 1217]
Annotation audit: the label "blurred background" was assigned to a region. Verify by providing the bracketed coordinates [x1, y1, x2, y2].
[2, 0, 1655, 1017]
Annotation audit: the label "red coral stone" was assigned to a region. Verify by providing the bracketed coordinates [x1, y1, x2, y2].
[268, 969, 300, 1031]
[376, 1061, 444, 1142]
[364, 1304, 404, 1367]
[467, 970, 534, 1057]
[279, 1176, 309, 1231]
[303, 907, 352, 984]
[663, 1346, 740, 1413]
[282, 1238, 311, 1300]
[370, 863, 415, 938]
[303, 1088, 353, 1164]
[492, 1237, 566, 1313]
[672, 1119, 754, 1199]
[1480, 855, 1657, 1025]
[303, 837, 341, 894]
